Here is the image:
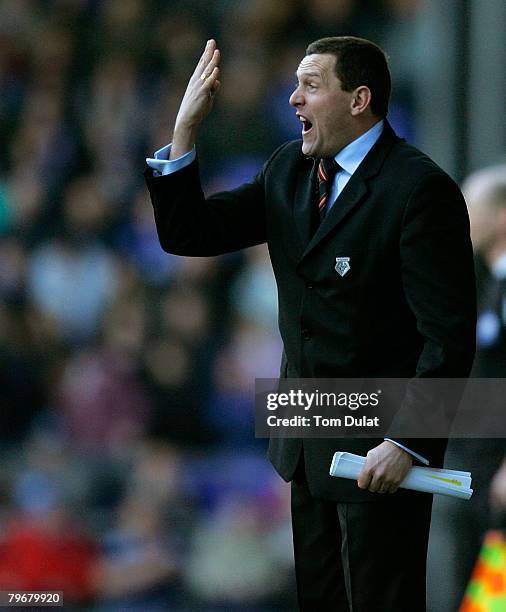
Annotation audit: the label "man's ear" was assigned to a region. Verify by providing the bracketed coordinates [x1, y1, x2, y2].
[350, 86, 372, 116]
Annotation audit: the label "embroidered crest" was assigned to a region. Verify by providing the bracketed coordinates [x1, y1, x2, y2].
[335, 257, 351, 277]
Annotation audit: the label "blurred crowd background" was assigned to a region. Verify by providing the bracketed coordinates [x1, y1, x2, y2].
[0, 0, 504, 610]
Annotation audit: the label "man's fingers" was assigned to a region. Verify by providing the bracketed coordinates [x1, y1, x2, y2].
[202, 66, 219, 85]
[201, 68, 220, 99]
[358, 451, 377, 490]
[359, 465, 399, 493]
[357, 467, 372, 490]
[207, 79, 221, 99]
[201, 50, 220, 81]
[198, 47, 219, 79]
[368, 476, 385, 493]
[194, 39, 216, 77]
[379, 478, 401, 494]
[200, 40, 216, 64]
[358, 472, 398, 494]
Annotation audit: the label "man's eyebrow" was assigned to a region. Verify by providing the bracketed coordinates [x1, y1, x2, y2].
[295, 71, 322, 80]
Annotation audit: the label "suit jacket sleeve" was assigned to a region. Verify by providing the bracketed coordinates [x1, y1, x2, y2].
[387, 171, 477, 459]
[144, 144, 287, 256]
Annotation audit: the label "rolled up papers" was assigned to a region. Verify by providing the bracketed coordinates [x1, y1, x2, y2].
[329, 452, 473, 499]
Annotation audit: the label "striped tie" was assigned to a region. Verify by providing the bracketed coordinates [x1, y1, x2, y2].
[317, 158, 340, 219]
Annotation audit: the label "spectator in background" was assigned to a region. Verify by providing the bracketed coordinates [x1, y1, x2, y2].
[80, 53, 146, 204]
[91, 492, 182, 611]
[117, 187, 183, 286]
[10, 87, 78, 198]
[208, 248, 282, 447]
[91, 439, 189, 610]
[0, 468, 97, 605]
[56, 292, 151, 456]
[0, 247, 54, 441]
[429, 164, 506, 612]
[27, 175, 118, 344]
[184, 488, 295, 609]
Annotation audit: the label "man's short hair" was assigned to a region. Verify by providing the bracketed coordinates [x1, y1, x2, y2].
[306, 36, 391, 118]
[463, 165, 506, 211]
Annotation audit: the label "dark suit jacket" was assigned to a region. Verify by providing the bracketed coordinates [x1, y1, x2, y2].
[145, 122, 476, 502]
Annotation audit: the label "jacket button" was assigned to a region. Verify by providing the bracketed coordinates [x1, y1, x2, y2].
[301, 329, 311, 340]
[306, 283, 314, 290]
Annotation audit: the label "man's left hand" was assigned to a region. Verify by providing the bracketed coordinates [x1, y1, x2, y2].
[357, 441, 412, 494]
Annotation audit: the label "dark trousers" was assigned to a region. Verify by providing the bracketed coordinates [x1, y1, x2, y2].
[291, 457, 433, 611]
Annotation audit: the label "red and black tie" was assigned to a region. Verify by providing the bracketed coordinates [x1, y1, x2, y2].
[317, 158, 341, 219]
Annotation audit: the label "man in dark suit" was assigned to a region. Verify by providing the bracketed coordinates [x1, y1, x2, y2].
[429, 165, 506, 611]
[145, 37, 476, 611]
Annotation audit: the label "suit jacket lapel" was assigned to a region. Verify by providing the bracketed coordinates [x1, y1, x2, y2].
[293, 156, 318, 249]
[307, 175, 368, 252]
[299, 121, 401, 260]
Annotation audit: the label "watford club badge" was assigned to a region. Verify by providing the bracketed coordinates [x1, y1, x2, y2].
[335, 257, 351, 277]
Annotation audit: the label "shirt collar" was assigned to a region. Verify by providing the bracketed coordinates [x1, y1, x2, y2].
[334, 119, 384, 176]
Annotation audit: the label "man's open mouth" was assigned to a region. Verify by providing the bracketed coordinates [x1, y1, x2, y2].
[299, 115, 313, 135]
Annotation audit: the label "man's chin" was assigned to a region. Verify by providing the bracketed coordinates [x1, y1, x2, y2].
[302, 132, 324, 157]
[301, 141, 316, 157]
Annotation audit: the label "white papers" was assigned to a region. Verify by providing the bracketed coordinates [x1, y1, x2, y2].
[329, 452, 473, 500]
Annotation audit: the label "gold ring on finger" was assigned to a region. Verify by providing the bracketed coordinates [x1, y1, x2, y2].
[200, 72, 208, 81]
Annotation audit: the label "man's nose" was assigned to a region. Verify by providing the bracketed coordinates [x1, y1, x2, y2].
[289, 87, 303, 107]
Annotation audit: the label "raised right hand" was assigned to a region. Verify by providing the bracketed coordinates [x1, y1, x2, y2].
[170, 39, 221, 159]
